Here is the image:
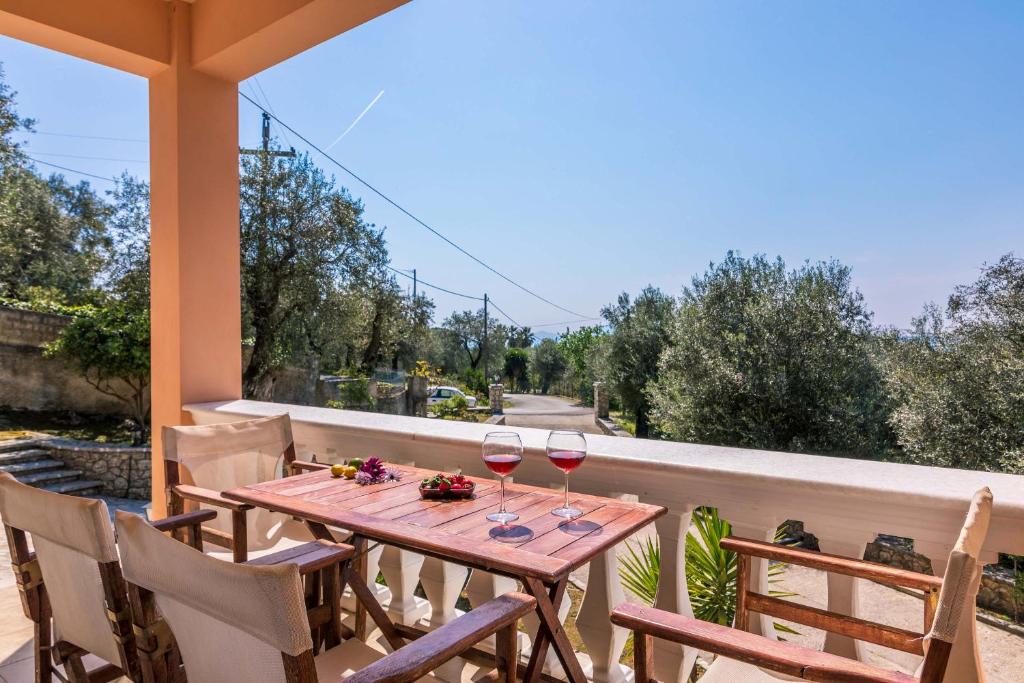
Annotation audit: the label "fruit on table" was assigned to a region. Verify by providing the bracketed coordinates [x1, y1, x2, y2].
[341, 466, 359, 479]
[347, 457, 364, 469]
[330, 464, 346, 478]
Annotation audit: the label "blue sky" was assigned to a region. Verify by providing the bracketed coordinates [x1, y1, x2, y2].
[2, 1, 1021, 331]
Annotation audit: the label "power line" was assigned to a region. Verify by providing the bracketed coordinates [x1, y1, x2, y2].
[485, 301, 520, 329]
[238, 91, 591, 319]
[385, 265, 483, 301]
[28, 151, 148, 163]
[27, 130, 147, 143]
[249, 78, 295, 150]
[523, 317, 605, 328]
[27, 156, 118, 183]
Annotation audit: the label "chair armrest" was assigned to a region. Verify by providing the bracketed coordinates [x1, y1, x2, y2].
[172, 484, 254, 512]
[721, 536, 942, 592]
[290, 460, 332, 474]
[149, 509, 218, 533]
[611, 603, 916, 683]
[246, 540, 355, 575]
[342, 592, 536, 683]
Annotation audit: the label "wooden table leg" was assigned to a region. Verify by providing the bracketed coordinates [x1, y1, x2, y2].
[343, 554, 407, 651]
[351, 535, 369, 640]
[522, 576, 587, 683]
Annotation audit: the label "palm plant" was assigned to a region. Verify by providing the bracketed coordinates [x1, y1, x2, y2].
[618, 507, 795, 632]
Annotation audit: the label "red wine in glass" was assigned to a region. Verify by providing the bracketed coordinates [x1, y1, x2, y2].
[482, 432, 523, 524]
[546, 430, 587, 519]
[484, 453, 522, 477]
[547, 450, 585, 473]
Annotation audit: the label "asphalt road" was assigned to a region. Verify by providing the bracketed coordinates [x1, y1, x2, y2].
[501, 393, 602, 434]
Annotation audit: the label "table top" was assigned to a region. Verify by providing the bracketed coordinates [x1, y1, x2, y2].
[223, 464, 666, 583]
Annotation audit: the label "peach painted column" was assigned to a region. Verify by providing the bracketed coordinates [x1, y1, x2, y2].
[148, 1, 241, 512]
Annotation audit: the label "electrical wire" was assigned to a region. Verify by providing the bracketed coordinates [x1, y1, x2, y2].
[522, 317, 605, 328]
[26, 156, 118, 183]
[238, 91, 591, 319]
[385, 265, 484, 301]
[28, 151, 148, 163]
[486, 298, 521, 327]
[27, 130, 147, 143]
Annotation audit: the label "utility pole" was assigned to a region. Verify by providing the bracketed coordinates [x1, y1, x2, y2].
[239, 112, 296, 159]
[412, 269, 417, 301]
[483, 293, 489, 385]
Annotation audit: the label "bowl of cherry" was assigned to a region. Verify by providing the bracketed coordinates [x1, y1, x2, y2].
[419, 473, 475, 499]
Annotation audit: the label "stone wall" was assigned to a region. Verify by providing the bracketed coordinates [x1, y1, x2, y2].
[46, 438, 151, 500]
[0, 306, 136, 415]
[865, 535, 1020, 620]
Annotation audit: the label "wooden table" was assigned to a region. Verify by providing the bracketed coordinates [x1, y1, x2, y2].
[224, 464, 665, 683]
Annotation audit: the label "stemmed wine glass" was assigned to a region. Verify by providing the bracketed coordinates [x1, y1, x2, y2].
[547, 430, 587, 519]
[482, 432, 523, 524]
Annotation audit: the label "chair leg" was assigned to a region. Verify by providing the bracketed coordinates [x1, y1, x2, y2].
[634, 631, 655, 683]
[33, 610, 52, 683]
[495, 624, 518, 683]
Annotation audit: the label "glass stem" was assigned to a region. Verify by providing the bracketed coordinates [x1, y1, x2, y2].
[564, 471, 570, 510]
[499, 476, 506, 513]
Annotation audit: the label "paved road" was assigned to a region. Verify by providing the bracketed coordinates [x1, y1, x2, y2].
[501, 393, 601, 434]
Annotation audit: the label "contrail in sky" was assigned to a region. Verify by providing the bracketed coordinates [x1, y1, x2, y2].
[325, 90, 385, 150]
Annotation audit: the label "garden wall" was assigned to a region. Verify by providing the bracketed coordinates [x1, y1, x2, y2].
[46, 438, 151, 500]
[0, 306, 134, 415]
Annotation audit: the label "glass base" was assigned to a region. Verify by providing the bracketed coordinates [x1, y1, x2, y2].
[551, 505, 582, 519]
[487, 511, 520, 524]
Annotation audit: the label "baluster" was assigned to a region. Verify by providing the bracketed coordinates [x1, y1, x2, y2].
[419, 557, 468, 627]
[727, 518, 782, 640]
[377, 546, 428, 625]
[816, 533, 875, 660]
[577, 545, 629, 683]
[648, 506, 696, 683]
[916, 541, 994, 683]
[465, 569, 523, 654]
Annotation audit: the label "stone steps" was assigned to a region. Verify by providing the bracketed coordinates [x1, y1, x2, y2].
[0, 440, 103, 497]
[0, 448, 51, 465]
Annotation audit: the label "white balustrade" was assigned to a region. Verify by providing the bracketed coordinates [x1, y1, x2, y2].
[187, 400, 1024, 683]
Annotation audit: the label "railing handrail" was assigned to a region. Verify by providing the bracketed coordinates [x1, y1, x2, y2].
[185, 399, 1024, 557]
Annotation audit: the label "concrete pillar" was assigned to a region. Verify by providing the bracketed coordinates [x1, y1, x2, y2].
[593, 381, 609, 419]
[148, 0, 241, 512]
[488, 383, 503, 414]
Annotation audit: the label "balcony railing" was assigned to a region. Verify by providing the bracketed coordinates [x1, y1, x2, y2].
[186, 399, 1024, 683]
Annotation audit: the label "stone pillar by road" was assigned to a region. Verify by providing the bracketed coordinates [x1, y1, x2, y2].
[594, 381, 609, 419]
[488, 384, 504, 414]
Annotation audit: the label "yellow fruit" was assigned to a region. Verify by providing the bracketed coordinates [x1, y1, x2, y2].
[330, 464, 346, 478]
[342, 466, 359, 479]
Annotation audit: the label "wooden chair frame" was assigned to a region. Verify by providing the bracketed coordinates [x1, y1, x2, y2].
[613, 534, 959, 683]
[3, 508, 215, 683]
[164, 436, 322, 562]
[119, 528, 534, 683]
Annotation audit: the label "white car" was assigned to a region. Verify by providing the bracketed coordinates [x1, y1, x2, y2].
[427, 386, 477, 408]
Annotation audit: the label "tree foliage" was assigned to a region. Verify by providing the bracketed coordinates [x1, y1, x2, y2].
[880, 254, 1024, 473]
[532, 338, 567, 394]
[503, 347, 529, 392]
[44, 304, 150, 438]
[650, 253, 892, 457]
[600, 286, 675, 437]
[239, 150, 389, 398]
[557, 325, 606, 404]
[439, 308, 508, 376]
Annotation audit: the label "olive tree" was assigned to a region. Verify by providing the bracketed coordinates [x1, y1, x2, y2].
[601, 286, 675, 437]
[880, 254, 1024, 473]
[649, 253, 892, 456]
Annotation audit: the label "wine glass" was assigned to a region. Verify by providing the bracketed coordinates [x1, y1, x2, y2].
[547, 430, 587, 519]
[482, 432, 523, 524]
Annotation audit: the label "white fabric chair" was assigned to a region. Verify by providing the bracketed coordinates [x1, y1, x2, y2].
[0, 471, 212, 683]
[163, 414, 321, 561]
[613, 487, 994, 683]
[115, 511, 534, 683]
